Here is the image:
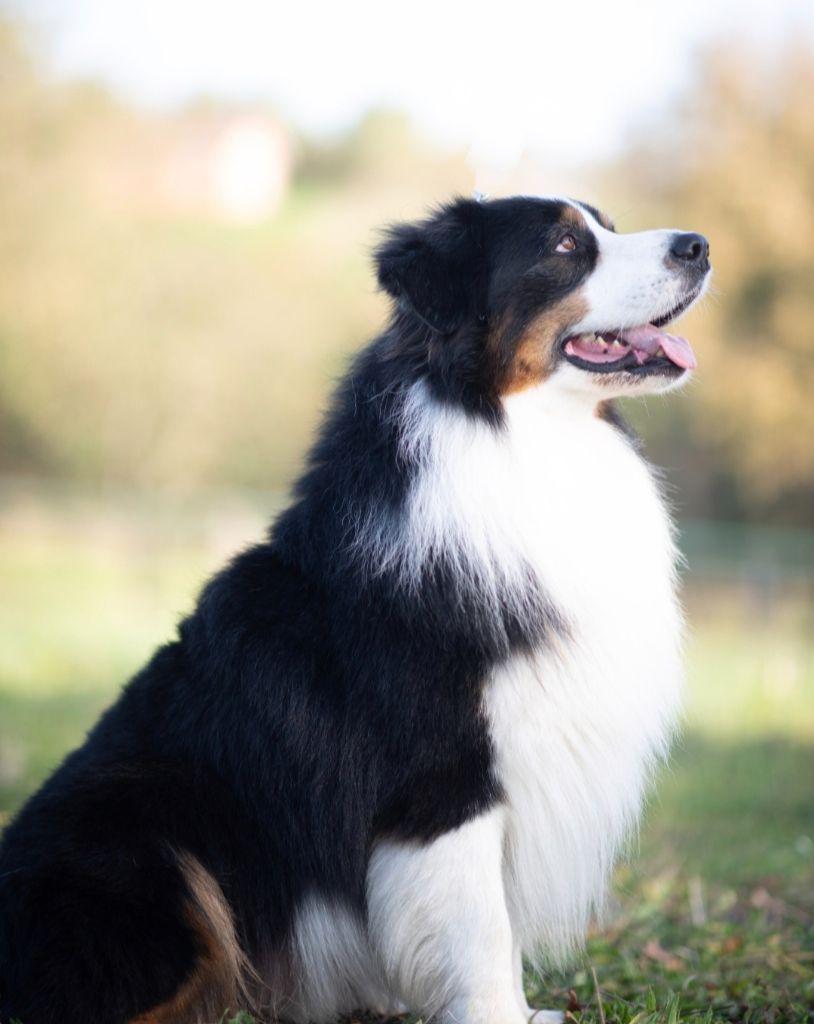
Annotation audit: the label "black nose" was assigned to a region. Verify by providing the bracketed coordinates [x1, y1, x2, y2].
[669, 232, 709, 265]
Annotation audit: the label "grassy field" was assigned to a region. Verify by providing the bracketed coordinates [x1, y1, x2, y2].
[1, 489, 812, 1023]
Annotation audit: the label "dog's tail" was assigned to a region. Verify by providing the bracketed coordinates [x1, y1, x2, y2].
[132, 851, 258, 1023]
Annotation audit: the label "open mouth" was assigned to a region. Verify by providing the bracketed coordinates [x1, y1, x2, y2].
[560, 291, 701, 376]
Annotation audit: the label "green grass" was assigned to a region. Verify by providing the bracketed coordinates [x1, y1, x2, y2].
[1, 494, 813, 1021]
[541, 740, 814, 1022]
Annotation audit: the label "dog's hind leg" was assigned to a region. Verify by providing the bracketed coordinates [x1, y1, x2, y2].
[0, 843, 250, 1024]
[367, 807, 527, 1024]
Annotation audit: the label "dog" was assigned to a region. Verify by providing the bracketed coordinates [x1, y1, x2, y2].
[0, 195, 710, 1024]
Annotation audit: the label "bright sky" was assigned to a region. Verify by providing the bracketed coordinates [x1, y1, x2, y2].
[16, 0, 814, 168]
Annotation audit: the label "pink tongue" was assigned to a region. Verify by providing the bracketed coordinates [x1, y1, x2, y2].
[619, 324, 698, 370]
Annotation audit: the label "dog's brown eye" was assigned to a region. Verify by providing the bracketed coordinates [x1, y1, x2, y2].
[556, 233, 577, 254]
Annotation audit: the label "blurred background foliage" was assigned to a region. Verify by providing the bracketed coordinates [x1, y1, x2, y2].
[1, 18, 813, 523]
[0, 12, 812, 1020]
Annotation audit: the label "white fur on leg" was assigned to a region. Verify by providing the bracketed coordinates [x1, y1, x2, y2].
[513, 938, 531, 1016]
[514, 941, 565, 1024]
[283, 894, 392, 1022]
[367, 808, 526, 1024]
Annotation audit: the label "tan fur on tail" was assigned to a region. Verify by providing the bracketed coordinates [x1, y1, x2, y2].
[131, 853, 255, 1024]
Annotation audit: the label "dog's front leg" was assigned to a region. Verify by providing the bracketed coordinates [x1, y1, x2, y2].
[513, 941, 564, 1024]
[367, 808, 526, 1024]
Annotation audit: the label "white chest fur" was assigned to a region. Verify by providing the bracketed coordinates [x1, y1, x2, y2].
[485, 388, 683, 964]
[398, 382, 684, 966]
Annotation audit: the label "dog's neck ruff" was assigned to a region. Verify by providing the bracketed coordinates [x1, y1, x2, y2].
[355, 379, 676, 627]
[363, 380, 684, 964]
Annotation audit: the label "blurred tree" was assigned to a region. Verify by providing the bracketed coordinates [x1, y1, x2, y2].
[1, 17, 812, 525]
[0, 21, 470, 493]
[614, 45, 814, 525]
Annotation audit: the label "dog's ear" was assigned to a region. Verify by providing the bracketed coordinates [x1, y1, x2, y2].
[375, 199, 485, 335]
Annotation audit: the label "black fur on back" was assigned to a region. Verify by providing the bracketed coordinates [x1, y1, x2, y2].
[0, 196, 604, 1024]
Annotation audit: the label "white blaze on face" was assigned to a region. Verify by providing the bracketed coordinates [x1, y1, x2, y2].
[572, 204, 691, 333]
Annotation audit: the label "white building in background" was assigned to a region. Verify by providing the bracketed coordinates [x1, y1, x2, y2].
[159, 110, 293, 222]
[211, 115, 291, 221]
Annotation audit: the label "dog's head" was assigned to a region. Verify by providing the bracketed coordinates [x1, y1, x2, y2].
[375, 196, 710, 403]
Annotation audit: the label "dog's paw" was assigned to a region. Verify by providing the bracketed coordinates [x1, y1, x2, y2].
[528, 1011, 565, 1024]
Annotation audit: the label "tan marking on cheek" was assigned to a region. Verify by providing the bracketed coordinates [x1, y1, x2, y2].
[130, 854, 255, 1024]
[497, 293, 589, 395]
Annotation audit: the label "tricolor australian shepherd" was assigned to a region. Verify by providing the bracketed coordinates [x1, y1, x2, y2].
[0, 196, 710, 1024]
